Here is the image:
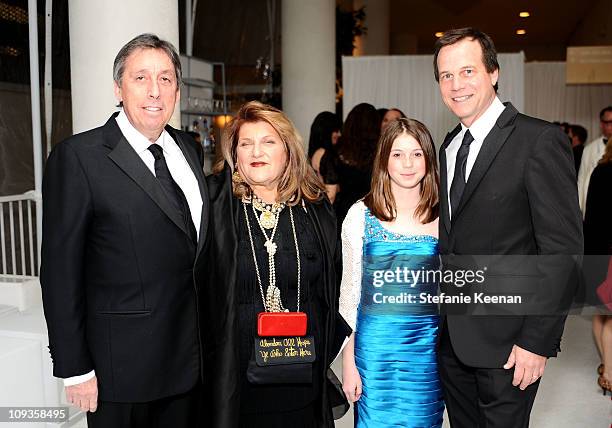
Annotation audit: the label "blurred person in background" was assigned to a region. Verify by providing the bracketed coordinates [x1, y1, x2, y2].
[380, 107, 407, 131]
[584, 139, 612, 397]
[568, 124, 588, 175]
[307, 111, 342, 202]
[320, 102, 381, 228]
[577, 106, 612, 218]
[376, 107, 388, 124]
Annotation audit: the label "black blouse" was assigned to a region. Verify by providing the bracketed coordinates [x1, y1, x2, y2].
[236, 200, 324, 414]
[319, 149, 372, 228]
[584, 162, 612, 255]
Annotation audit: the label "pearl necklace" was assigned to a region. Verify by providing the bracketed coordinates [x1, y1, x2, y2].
[242, 197, 301, 313]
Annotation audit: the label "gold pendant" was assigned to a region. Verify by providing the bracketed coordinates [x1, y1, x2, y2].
[260, 210, 275, 229]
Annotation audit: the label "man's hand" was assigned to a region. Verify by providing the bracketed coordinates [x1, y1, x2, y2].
[65, 376, 98, 412]
[503, 345, 546, 390]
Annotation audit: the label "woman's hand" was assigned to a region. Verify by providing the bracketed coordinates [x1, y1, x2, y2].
[342, 361, 362, 402]
[342, 334, 362, 402]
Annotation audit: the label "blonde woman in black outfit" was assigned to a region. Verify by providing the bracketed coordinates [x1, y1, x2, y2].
[198, 101, 351, 427]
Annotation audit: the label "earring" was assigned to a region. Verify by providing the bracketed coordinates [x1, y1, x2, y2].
[232, 170, 243, 184]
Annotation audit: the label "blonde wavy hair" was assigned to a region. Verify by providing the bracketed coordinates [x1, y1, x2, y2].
[600, 139, 612, 165]
[213, 101, 325, 205]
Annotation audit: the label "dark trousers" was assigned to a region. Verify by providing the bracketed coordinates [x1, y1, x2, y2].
[238, 402, 317, 428]
[438, 325, 539, 428]
[87, 385, 201, 428]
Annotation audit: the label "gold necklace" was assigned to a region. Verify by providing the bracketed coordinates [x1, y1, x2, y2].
[251, 194, 286, 229]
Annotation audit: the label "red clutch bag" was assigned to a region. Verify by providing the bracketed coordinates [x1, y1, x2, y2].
[257, 312, 307, 337]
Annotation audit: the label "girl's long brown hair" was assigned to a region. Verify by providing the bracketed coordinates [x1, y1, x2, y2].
[364, 118, 439, 223]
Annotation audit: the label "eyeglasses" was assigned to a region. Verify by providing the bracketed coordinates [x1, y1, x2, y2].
[602, 120, 612, 125]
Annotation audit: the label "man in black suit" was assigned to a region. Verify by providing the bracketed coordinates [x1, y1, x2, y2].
[40, 34, 208, 427]
[569, 124, 588, 175]
[433, 28, 582, 427]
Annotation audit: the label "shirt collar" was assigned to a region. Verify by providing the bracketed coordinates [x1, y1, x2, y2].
[115, 110, 169, 154]
[460, 96, 506, 143]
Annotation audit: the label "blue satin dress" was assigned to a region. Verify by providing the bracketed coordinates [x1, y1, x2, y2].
[354, 209, 444, 427]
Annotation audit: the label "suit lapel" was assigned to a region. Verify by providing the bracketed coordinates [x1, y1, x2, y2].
[439, 124, 461, 235]
[168, 127, 209, 258]
[103, 117, 190, 237]
[451, 103, 518, 223]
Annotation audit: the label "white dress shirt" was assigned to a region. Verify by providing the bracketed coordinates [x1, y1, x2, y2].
[577, 136, 607, 218]
[116, 111, 203, 234]
[63, 111, 203, 387]
[445, 97, 506, 219]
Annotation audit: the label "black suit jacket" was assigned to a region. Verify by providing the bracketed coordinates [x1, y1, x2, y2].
[438, 103, 583, 367]
[41, 114, 209, 402]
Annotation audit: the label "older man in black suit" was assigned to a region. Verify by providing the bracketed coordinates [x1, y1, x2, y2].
[434, 28, 583, 427]
[41, 34, 208, 427]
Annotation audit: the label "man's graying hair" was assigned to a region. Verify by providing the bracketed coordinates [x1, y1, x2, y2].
[113, 33, 182, 87]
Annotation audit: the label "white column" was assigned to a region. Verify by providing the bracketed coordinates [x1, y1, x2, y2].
[68, 0, 180, 134]
[353, 0, 389, 56]
[27, 0, 43, 270]
[282, 0, 335, 145]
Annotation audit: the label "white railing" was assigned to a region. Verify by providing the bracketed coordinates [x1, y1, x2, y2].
[0, 191, 38, 277]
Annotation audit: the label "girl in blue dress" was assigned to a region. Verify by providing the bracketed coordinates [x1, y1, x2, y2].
[339, 118, 444, 427]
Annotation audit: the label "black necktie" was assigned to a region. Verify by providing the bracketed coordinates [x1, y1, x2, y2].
[148, 144, 197, 243]
[603, 138, 608, 146]
[450, 130, 474, 217]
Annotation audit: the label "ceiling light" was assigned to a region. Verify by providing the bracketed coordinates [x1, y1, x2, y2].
[0, 3, 28, 24]
[0, 46, 20, 56]
[214, 115, 233, 128]
[519, 11, 530, 18]
[516, 29, 527, 35]
[435, 32, 444, 38]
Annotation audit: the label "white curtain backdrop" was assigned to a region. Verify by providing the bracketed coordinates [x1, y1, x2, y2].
[524, 62, 612, 143]
[342, 53, 525, 147]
